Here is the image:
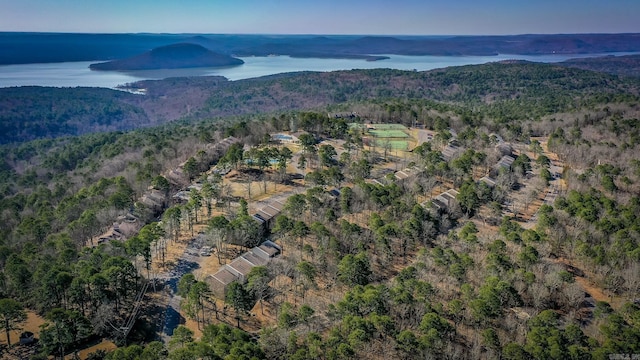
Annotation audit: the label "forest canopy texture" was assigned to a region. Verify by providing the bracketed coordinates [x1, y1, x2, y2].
[0, 60, 639, 359]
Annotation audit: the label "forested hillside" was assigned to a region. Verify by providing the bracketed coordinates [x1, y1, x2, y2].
[0, 62, 639, 359]
[560, 54, 640, 78]
[2, 62, 640, 144]
[0, 87, 148, 144]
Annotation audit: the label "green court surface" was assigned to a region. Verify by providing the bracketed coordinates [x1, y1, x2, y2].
[370, 124, 408, 130]
[369, 129, 409, 138]
[374, 139, 409, 150]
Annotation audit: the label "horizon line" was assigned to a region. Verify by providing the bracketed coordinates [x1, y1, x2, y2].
[1, 31, 640, 37]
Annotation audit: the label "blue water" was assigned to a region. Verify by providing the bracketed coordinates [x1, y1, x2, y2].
[273, 134, 293, 140]
[0, 52, 637, 89]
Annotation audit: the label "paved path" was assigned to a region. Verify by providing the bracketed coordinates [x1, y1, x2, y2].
[525, 182, 560, 228]
[159, 251, 200, 343]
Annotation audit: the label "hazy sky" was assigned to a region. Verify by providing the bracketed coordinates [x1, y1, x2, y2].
[1, 0, 638, 35]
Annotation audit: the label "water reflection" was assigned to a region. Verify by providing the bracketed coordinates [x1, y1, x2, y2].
[1, 52, 638, 89]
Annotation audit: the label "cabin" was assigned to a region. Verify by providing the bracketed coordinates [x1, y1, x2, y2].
[490, 155, 516, 177]
[96, 222, 125, 244]
[254, 240, 281, 259]
[173, 184, 203, 203]
[252, 214, 267, 226]
[430, 189, 460, 210]
[479, 176, 496, 188]
[208, 136, 240, 154]
[166, 167, 188, 186]
[496, 155, 516, 170]
[140, 189, 167, 212]
[368, 178, 385, 186]
[394, 167, 420, 181]
[206, 240, 281, 298]
[442, 144, 461, 162]
[207, 268, 239, 299]
[327, 188, 341, 198]
[495, 143, 513, 157]
[241, 251, 269, 267]
[252, 199, 286, 229]
[226, 257, 256, 283]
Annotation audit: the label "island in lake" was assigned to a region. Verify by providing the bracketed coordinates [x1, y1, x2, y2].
[89, 43, 244, 71]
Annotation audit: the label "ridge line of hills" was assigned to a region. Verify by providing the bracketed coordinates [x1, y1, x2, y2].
[89, 43, 244, 71]
[2, 32, 640, 65]
[1, 39, 640, 359]
[1, 58, 640, 145]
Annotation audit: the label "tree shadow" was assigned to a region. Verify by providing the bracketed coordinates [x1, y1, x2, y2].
[163, 307, 185, 336]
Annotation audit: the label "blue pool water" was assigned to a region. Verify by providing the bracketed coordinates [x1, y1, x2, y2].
[273, 134, 293, 140]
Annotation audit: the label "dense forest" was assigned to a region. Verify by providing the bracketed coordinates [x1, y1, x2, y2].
[559, 54, 640, 78]
[2, 61, 640, 144]
[0, 62, 639, 359]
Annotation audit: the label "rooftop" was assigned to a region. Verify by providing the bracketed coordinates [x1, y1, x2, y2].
[210, 268, 239, 286]
[479, 176, 496, 187]
[241, 251, 269, 267]
[257, 242, 280, 258]
[228, 257, 255, 277]
[432, 189, 460, 209]
[497, 155, 516, 168]
[442, 144, 460, 161]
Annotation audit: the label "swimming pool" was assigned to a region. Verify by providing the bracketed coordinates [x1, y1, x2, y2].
[273, 134, 293, 141]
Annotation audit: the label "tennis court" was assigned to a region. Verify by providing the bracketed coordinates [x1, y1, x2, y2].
[370, 124, 408, 131]
[374, 139, 409, 150]
[369, 129, 409, 138]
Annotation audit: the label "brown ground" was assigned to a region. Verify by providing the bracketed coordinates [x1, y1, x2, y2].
[67, 131, 620, 357]
[0, 311, 116, 360]
[341, 209, 375, 229]
[67, 340, 117, 360]
[554, 258, 625, 310]
[134, 131, 631, 359]
[502, 140, 566, 226]
[0, 311, 45, 348]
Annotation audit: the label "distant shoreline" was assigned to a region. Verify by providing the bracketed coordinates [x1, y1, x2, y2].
[288, 54, 390, 62]
[2, 33, 640, 66]
[1, 52, 639, 89]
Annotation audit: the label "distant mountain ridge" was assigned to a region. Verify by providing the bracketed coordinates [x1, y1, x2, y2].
[2, 33, 640, 65]
[89, 43, 244, 71]
[559, 54, 640, 77]
[3, 61, 640, 144]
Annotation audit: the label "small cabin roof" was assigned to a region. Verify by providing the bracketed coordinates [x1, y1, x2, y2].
[228, 257, 255, 277]
[479, 176, 496, 187]
[241, 251, 268, 266]
[211, 268, 239, 285]
[258, 244, 279, 257]
[252, 214, 266, 224]
[497, 155, 516, 168]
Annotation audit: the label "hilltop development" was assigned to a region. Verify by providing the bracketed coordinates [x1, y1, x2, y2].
[0, 60, 639, 359]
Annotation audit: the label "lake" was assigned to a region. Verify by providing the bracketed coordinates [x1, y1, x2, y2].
[0, 52, 637, 89]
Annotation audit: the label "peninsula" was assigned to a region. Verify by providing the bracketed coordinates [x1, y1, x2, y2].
[89, 43, 244, 71]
